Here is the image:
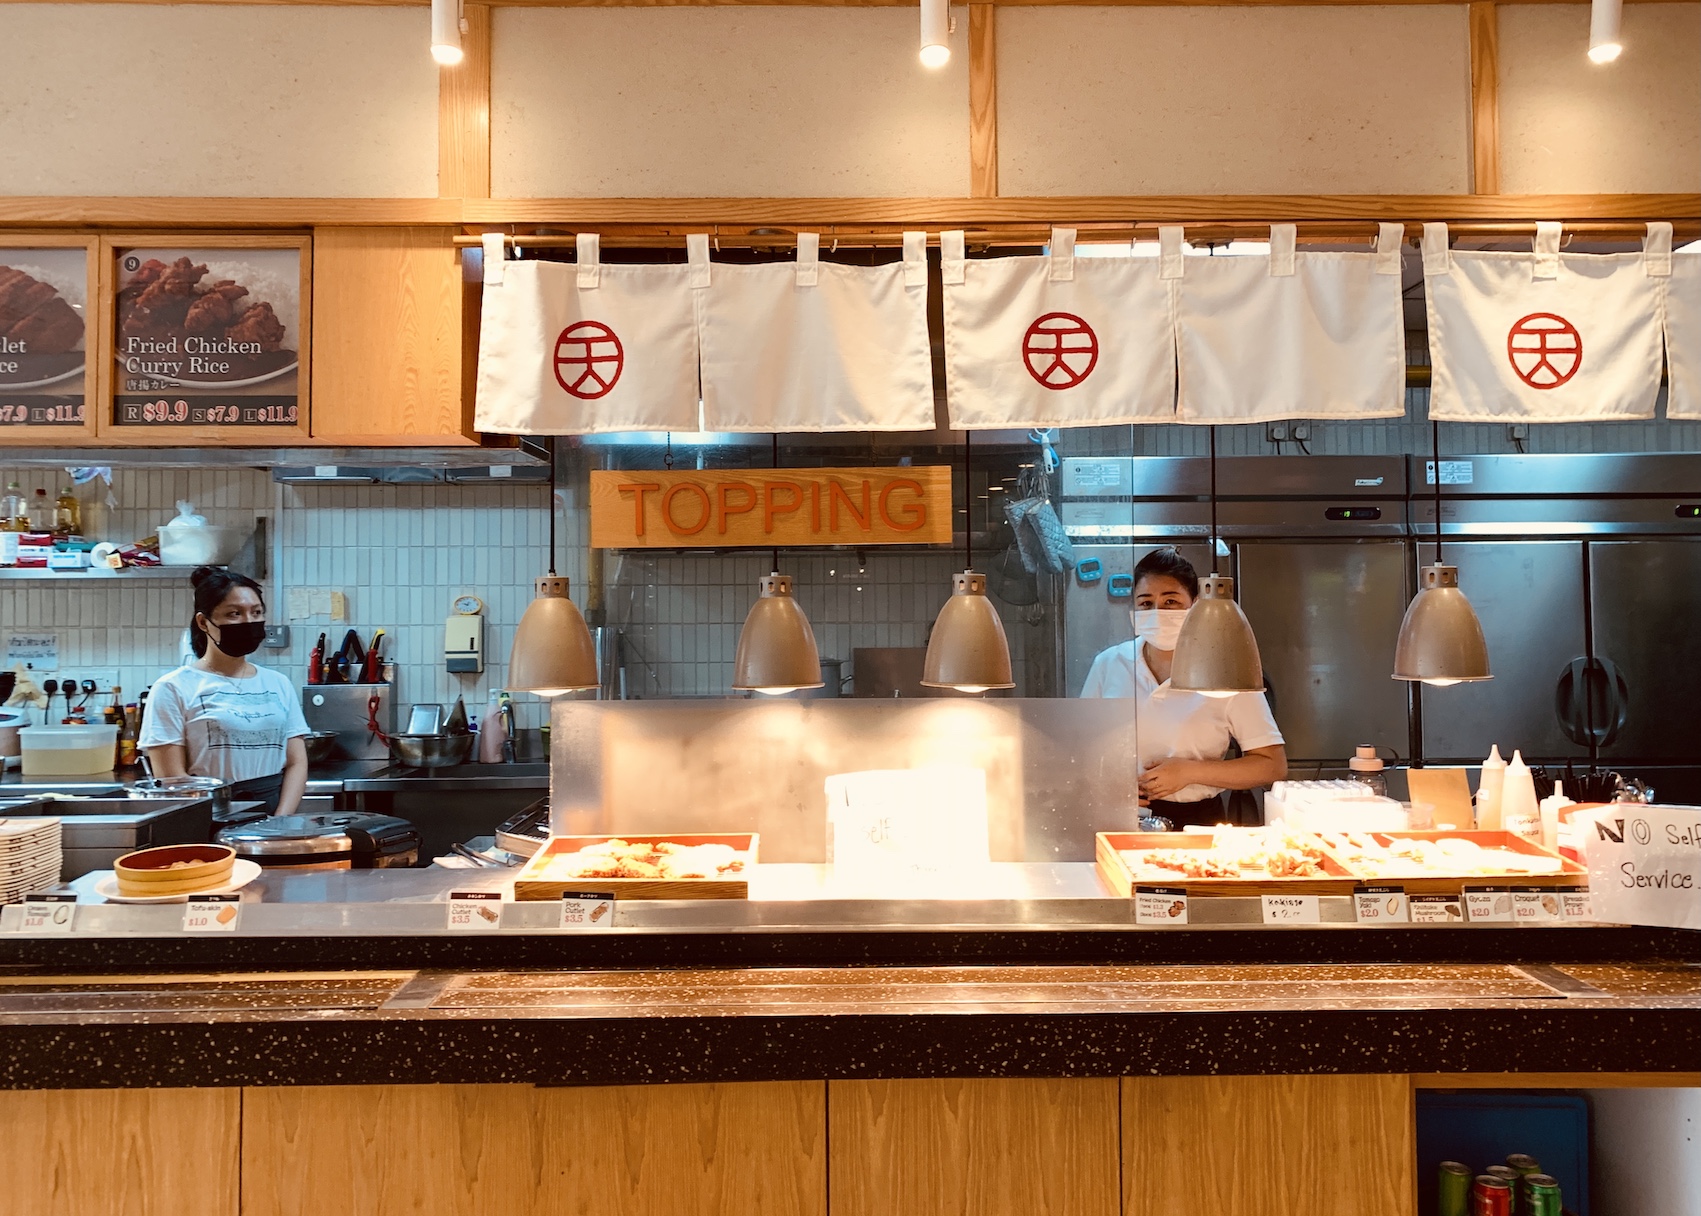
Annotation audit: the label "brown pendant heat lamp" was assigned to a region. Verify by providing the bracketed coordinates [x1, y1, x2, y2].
[922, 430, 1015, 693]
[1171, 428, 1264, 698]
[733, 436, 824, 695]
[1393, 422, 1492, 686]
[507, 442, 599, 696]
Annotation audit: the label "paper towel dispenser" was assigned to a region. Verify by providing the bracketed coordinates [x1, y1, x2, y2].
[445, 613, 484, 674]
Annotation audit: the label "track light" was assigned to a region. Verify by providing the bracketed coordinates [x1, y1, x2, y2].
[432, 0, 465, 65]
[920, 0, 951, 69]
[1588, 0, 1622, 63]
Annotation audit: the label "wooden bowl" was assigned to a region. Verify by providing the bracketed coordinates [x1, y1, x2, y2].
[115, 844, 236, 896]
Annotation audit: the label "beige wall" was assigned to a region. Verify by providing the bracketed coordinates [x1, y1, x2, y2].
[1499, 3, 1701, 194]
[997, 5, 1473, 195]
[491, 6, 971, 197]
[0, 4, 439, 197]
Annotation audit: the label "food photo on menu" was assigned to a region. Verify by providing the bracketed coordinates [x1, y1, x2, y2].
[0, 248, 87, 425]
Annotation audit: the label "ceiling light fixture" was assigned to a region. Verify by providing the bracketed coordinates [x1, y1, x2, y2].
[431, 0, 466, 65]
[1588, 0, 1623, 62]
[923, 430, 1015, 692]
[508, 441, 599, 696]
[919, 0, 952, 69]
[733, 436, 824, 695]
[1393, 421, 1492, 686]
[1171, 427, 1264, 697]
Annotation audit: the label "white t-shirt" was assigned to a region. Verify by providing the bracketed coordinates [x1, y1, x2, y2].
[1080, 637, 1284, 803]
[138, 664, 309, 785]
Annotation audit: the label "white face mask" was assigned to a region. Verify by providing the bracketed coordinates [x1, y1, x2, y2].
[1132, 608, 1189, 651]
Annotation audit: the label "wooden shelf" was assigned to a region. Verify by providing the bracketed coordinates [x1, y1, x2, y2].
[0, 565, 202, 582]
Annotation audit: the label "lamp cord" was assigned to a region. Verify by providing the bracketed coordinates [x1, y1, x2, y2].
[547, 437, 558, 577]
[771, 433, 780, 574]
[1432, 419, 1443, 564]
[964, 429, 973, 571]
[1208, 427, 1220, 575]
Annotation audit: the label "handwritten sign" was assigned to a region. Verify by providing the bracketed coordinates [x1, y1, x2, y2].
[6, 632, 58, 671]
[590, 467, 952, 549]
[1260, 894, 1320, 925]
[1583, 806, 1701, 930]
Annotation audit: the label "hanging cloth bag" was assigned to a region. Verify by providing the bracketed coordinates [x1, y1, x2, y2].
[699, 232, 934, 432]
[1423, 221, 1668, 423]
[474, 233, 702, 434]
[941, 227, 1177, 429]
[1663, 232, 1700, 420]
[1176, 223, 1406, 423]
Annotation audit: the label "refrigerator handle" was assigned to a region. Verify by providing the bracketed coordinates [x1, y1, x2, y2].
[1554, 657, 1630, 749]
[1596, 656, 1630, 749]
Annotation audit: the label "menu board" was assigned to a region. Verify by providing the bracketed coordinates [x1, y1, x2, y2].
[111, 244, 304, 429]
[0, 247, 89, 428]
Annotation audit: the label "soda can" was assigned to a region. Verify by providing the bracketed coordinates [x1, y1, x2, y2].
[1472, 1175, 1513, 1216]
[1523, 1174, 1563, 1216]
[1439, 1161, 1474, 1216]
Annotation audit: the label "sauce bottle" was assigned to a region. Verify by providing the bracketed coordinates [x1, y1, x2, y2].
[1476, 744, 1507, 830]
[54, 485, 81, 540]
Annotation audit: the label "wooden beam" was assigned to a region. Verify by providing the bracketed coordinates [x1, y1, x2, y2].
[438, 2, 492, 199]
[0, 194, 1694, 230]
[0, 0, 1689, 7]
[968, 4, 998, 198]
[1469, 1, 1500, 195]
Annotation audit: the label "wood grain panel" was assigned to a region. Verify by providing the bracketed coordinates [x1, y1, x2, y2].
[438, 3, 491, 199]
[969, 4, 998, 198]
[309, 226, 473, 443]
[1123, 1074, 1414, 1216]
[0, 232, 100, 446]
[0, 1087, 238, 1216]
[1469, 1, 1500, 194]
[831, 1077, 1120, 1216]
[243, 1081, 825, 1216]
[0, 193, 1693, 230]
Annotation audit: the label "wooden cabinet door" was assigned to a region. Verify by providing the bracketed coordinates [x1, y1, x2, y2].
[309, 226, 476, 445]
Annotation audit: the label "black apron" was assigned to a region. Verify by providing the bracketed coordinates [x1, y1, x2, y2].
[1144, 793, 1227, 830]
[229, 772, 286, 817]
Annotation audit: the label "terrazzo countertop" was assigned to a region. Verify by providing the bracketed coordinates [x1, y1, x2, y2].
[0, 959, 1694, 1089]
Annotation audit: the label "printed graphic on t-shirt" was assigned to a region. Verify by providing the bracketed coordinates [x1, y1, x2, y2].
[194, 687, 291, 759]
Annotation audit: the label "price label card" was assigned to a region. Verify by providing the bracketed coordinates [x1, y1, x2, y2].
[1410, 894, 1466, 924]
[447, 890, 505, 931]
[1561, 890, 1595, 923]
[1512, 886, 1563, 924]
[1260, 894, 1320, 925]
[19, 893, 76, 933]
[1353, 886, 1408, 925]
[1134, 886, 1189, 926]
[1464, 887, 1514, 923]
[182, 893, 241, 932]
[560, 890, 616, 930]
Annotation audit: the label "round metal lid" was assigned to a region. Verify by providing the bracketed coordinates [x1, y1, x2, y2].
[217, 813, 412, 856]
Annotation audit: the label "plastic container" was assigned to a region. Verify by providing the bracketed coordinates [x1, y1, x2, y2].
[1348, 744, 1389, 798]
[157, 501, 247, 567]
[19, 724, 119, 776]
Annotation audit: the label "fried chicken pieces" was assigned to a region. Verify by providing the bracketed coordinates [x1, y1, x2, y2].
[118, 257, 287, 353]
[540, 839, 749, 882]
[0, 266, 84, 355]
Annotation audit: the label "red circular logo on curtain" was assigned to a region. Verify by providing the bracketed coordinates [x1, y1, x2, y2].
[554, 321, 625, 399]
[1022, 313, 1099, 390]
[1507, 313, 1582, 390]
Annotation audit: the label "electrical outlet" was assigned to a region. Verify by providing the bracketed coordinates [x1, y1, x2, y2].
[1266, 422, 1290, 443]
[1508, 424, 1529, 442]
[264, 624, 291, 650]
[1291, 422, 1311, 441]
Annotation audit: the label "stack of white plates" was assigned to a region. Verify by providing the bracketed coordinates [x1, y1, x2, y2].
[0, 818, 63, 903]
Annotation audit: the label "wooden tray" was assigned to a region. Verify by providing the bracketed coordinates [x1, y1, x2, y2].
[1311, 829, 1586, 895]
[1095, 831, 1357, 897]
[512, 833, 758, 902]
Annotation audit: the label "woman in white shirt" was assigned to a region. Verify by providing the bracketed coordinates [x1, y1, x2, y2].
[139, 566, 310, 816]
[1080, 548, 1287, 828]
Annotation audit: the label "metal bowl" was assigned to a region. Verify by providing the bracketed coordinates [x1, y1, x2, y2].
[389, 732, 475, 769]
[302, 730, 340, 764]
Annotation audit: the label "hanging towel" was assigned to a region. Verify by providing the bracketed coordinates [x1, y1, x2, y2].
[474, 235, 701, 434]
[698, 232, 934, 432]
[1664, 240, 1700, 420]
[1423, 221, 1668, 423]
[1176, 223, 1406, 423]
[941, 227, 1177, 429]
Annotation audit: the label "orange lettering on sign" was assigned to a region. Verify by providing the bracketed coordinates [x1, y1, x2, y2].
[662, 483, 712, 536]
[717, 482, 758, 534]
[617, 482, 662, 537]
[763, 481, 804, 533]
[829, 480, 871, 533]
[810, 482, 822, 532]
[878, 479, 927, 531]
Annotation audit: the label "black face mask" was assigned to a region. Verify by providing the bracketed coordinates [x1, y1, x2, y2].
[207, 620, 267, 658]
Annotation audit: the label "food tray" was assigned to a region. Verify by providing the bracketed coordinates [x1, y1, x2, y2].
[1095, 831, 1357, 897]
[512, 833, 757, 902]
[1313, 830, 1586, 895]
